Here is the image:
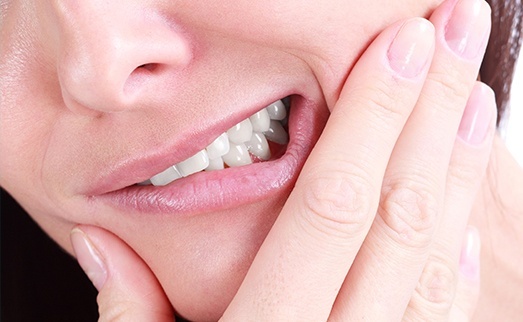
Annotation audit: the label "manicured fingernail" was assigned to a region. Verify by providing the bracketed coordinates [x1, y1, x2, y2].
[458, 83, 494, 144]
[388, 18, 435, 78]
[71, 228, 107, 291]
[459, 226, 481, 280]
[445, 0, 491, 59]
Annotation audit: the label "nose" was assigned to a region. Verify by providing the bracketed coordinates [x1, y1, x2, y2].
[55, 1, 192, 115]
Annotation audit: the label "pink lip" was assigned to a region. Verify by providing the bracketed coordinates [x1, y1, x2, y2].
[92, 95, 328, 216]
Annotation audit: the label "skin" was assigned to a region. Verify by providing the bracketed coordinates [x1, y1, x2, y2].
[1, 0, 521, 320]
[470, 136, 523, 321]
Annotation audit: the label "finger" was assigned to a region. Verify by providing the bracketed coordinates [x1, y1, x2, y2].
[404, 82, 495, 321]
[448, 226, 481, 322]
[330, 1, 492, 320]
[70, 225, 174, 322]
[223, 17, 435, 321]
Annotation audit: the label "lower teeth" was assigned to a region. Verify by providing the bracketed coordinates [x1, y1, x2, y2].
[142, 98, 290, 186]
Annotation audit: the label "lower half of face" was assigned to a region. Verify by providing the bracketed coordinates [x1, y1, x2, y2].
[1, 0, 440, 320]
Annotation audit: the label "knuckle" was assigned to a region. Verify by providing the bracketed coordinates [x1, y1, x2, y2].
[97, 294, 132, 322]
[360, 87, 404, 122]
[379, 183, 438, 248]
[300, 171, 373, 239]
[411, 255, 457, 314]
[425, 70, 469, 112]
[446, 160, 484, 191]
[347, 77, 407, 122]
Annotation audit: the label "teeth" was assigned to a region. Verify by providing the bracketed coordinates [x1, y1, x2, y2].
[246, 132, 271, 161]
[137, 179, 152, 186]
[176, 150, 210, 177]
[266, 100, 287, 120]
[206, 133, 230, 159]
[249, 109, 271, 132]
[142, 98, 290, 186]
[149, 166, 182, 186]
[263, 120, 289, 145]
[222, 143, 252, 167]
[205, 157, 225, 171]
[227, 118, 253, 144]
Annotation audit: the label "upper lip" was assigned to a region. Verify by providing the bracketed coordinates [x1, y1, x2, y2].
[85, 91, 295, 196]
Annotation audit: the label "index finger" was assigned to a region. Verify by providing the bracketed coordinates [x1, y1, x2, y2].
[222, 18, 435, 321]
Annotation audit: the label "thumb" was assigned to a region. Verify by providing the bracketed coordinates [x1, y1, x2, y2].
[70, 225, 174, 322]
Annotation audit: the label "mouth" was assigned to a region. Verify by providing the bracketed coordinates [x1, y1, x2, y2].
[140, 98, 290, 187]
[95, 94, 328, 216]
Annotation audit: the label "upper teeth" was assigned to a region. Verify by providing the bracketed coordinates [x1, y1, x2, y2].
[141, 99, 289, 186]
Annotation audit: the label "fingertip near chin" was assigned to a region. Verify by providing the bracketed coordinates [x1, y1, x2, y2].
[70, 224, 153, 287]
[70, 226, 108, 291]
[70, 224, 175, 321]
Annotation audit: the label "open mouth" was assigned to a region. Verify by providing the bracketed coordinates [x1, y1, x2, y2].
[97, 94, 327, 216]
[139, 97, 290, 187]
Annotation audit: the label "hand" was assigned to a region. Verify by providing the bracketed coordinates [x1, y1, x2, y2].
[70, 0, 495, 320]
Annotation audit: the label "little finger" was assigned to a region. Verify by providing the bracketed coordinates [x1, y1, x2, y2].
[404, 83, 495, 320]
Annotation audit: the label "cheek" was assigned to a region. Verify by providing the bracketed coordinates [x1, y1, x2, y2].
[176, 0, 438, 108]
[0, 71, 74, 224]
[0, 82, 57, 218]
[1, 6, 64, 200]
[0, 27, 82, 251]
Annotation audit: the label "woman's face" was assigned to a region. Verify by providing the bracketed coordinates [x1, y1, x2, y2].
[1, 0, 441, 320]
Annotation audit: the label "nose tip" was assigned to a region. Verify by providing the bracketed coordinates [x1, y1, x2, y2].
[56, 6, 192, 115]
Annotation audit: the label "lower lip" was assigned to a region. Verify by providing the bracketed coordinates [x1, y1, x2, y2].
[97, 96, 326, 216]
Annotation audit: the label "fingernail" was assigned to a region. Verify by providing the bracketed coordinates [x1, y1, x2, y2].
[71, 228, 107, 291]
[458, 83, 494, 144]
[388, 18, 435, 78]
[459, 226, 481, 280]
[445, 0, 491, 59]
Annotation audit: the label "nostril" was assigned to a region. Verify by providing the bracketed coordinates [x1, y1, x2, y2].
[124, 63, 162, 96]
[137, 63, 159, 72]
[54, 0, 193, 115]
